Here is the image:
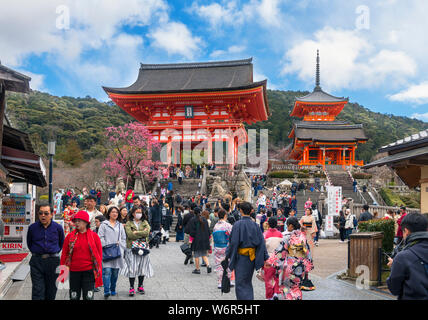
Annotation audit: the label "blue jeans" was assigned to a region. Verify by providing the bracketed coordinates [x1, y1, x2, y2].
[102, 268, 119, 295]
[126, 202, 133, 211]
[345, 228, 353, 240]
[257, 205, 265, 213]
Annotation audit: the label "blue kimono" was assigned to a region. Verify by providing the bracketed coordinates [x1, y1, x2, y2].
[225, 216, 269, 300]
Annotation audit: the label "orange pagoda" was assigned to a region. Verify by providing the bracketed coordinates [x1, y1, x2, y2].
[103, 58, 269, 166]
[286, 51, 367, 168]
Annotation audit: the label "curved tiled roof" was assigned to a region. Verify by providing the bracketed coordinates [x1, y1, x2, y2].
[295, 87, 348, 103]
[103, 58, 266, 94]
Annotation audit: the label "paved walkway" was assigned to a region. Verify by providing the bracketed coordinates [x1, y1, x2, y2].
[2, 239, 393, 300]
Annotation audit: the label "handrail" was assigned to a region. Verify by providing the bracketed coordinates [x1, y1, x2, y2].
[346, 168, 367, 205]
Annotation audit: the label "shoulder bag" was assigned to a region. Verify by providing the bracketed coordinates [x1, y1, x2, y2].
[102, 223, 122, 262]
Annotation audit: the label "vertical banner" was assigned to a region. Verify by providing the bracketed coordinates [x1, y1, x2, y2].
[327, 186, 342, 216]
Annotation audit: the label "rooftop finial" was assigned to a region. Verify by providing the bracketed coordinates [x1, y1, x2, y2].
[315, 49, 321, 91]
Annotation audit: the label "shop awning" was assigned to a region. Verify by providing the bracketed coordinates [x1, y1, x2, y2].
[1, 146, 47, 187]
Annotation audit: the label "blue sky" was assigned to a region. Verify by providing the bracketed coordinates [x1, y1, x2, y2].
[1, 0, 427, 122]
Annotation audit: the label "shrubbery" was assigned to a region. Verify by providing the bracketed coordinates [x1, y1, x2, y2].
[352, 172, 372, 179]
[268, 170, 295, 178]
[379, 187, 406, 207]
[358, 218, 395, 254]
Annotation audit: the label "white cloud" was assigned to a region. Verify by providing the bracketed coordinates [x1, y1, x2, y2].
[210, 45, 246, 58]
[389, 82, 428, 105]
[411, 112, 428, 122]
[281, 27, 416, 91]
[190, 0, 283, 29]
[148, 22, 203, 60]
[0, 0, 168, 66]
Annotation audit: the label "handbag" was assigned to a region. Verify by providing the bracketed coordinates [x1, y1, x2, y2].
[102, 224, 122, 262]
[131, 239, 150, 256]
[180, 243, 192, 257]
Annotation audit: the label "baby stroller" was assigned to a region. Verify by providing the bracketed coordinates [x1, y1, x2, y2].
[149, 230, 162, 249]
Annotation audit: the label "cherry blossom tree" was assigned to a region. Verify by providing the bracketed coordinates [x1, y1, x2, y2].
[102, 122, 162, 188]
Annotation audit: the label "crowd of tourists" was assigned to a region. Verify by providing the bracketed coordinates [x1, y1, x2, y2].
[175, 192, 320, 300]
[25, 181, 428, 301]
[26, 188, 177, 301]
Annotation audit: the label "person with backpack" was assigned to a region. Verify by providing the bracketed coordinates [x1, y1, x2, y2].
[387, 213, 428, 300]
[344, 208, 356, 241]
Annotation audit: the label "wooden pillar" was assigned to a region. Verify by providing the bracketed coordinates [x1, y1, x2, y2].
[322, 148, 326, 170]
[207, 137, 213, 165]
[227, 135, 234, 170]
[167, 138, 172, 165]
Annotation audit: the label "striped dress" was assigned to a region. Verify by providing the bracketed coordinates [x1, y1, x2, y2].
[121, 220, 154, 278]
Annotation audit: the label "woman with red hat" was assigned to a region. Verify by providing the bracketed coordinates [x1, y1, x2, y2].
[59, 210, 103, 300]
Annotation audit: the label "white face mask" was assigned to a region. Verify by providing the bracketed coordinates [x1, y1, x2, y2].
[135, 213, 142, 220]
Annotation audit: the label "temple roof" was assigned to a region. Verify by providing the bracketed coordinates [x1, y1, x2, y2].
[0, 63, 31, 93]
[295, 87, 348, 104]
[103, 58, 267, 94]
[292, 121, 368, 142]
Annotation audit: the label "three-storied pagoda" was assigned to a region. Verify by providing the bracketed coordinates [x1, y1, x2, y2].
[286, 51, 367, 168]
[103, 58, 269, 167]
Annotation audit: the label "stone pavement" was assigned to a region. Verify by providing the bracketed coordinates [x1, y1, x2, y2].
[2, 239, 393, 300]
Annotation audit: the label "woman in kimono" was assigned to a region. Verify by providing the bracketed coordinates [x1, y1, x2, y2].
[265, 217, 314, 300]
[298, 208, 317, 291]
[212, 209, 233, 288]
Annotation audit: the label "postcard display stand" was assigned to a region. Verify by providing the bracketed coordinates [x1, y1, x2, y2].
[1, 194, 32, 250]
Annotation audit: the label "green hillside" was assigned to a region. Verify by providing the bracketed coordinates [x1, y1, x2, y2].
[5, 89, 428, 165]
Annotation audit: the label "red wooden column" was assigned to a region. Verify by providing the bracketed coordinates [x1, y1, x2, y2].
[207, 136, 213, 164]
[167, 137, 172, 165]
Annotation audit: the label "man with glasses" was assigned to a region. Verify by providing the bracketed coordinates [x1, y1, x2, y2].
[27, 203, 65, 300]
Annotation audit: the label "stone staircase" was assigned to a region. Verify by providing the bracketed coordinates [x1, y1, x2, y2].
[325, 168, 374, 205]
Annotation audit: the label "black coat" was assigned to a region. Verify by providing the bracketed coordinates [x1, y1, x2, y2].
[182, 212, 194, 234]
[387, 232, 428, 300]
[187, 216, 211, 252]
[150, 204, 162, 224]
[175, 212, 184, 233]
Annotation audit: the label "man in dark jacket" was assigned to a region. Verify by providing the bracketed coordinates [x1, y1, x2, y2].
[149, 199, 162, 231]
[358, 204, 373, 222]
[387, 213, 428, 300]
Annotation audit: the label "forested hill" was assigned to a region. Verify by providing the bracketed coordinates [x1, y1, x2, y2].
[246, 90, 428, 163]
[5, 90, 428, 165]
